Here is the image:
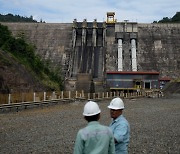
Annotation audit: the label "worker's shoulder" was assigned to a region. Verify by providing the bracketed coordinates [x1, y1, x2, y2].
[99, 124, 113, 133]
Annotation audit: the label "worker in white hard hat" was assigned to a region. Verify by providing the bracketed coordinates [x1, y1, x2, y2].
[108, 97, 130, 154]
[73, 101, 115, 154]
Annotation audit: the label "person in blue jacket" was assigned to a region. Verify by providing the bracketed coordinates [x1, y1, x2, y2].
[108, 97, 130, 154]
[73, 101, 115, 154]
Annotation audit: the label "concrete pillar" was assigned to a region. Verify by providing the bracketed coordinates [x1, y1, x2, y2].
[72, 28, 76, 49]
[72, 19, 77, 49]
[79, 19, 87, 73]
[82, 28, 86, 45]
[102, 22, 106, 47]
[131, 39, 137, 71]
[118, 39, 123, 71]
[82, 19, 87, 46]
[92, 19, 97, 47]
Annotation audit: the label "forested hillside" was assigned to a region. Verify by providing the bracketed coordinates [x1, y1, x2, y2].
[0, 13, 39, 22]
[154, 12, 180, 23]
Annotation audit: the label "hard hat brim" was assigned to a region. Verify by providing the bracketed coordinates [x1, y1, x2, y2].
[108, 105, 124, 110]
[83, 110, 101, 116]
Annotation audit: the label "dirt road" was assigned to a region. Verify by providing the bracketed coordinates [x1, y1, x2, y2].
[0, 97, 180, 153]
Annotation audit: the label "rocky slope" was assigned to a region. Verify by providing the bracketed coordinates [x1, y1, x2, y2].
[0, 49, 49, 93]
[162, 81, 180, 97]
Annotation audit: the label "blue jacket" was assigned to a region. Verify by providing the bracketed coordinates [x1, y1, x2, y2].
[109, 115, 130, 154]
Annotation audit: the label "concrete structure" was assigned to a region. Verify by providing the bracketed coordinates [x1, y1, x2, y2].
[106, 71, 159, 91]
[1, 20, 180, 92]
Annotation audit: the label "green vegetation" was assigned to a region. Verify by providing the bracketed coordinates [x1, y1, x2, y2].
[0, 24, 63, 90]
[153, 12, 180, 23]
[0, 13, 38, 22]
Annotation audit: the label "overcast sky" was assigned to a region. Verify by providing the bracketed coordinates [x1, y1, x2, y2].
[0, 0, 179, 23]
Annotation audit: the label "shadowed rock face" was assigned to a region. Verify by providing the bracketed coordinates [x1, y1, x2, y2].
[0, 50, 49, 93]
[162, 81, 180, 96]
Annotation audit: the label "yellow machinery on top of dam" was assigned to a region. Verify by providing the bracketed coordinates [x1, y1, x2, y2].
[106, 12, 116, 24]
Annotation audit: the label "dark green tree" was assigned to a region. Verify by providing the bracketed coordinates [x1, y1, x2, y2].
[154, 12, 180, 23]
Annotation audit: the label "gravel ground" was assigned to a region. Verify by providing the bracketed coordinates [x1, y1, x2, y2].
[0, 97, 180, 154]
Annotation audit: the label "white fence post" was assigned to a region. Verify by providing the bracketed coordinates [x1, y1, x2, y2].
[93, 93, 95, 99]
[52, 91, 55, 100]
[98, 93, 100, 99]
[8, 94, 11, 104]
[44, 92, 46, 101]
[75, 91, 78, 98]
[61, 91, 64, 99]
[69, 91, 71, 99]
[82, 90, 84, 98]
[33, 92, 36, 102]
[88, 93, 90, 100]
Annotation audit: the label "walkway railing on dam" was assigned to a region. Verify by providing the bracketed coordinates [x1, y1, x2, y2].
[0, 90, 163, 105]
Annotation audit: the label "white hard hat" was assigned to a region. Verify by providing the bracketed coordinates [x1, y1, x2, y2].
[83, 101, 101, 116]
[108, 97, 124, 110]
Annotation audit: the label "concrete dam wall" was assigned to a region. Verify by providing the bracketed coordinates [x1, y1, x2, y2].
[1, 23, 73, 76]
[2, 22, 180, 91]
[137, 24, 180, 78]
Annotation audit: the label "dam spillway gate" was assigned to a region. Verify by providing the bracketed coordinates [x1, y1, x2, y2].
[68, 19, 106, 79]
[66, 19, 138, 92]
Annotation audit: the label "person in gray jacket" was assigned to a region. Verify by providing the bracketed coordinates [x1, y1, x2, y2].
[74, 101, 115, 154]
